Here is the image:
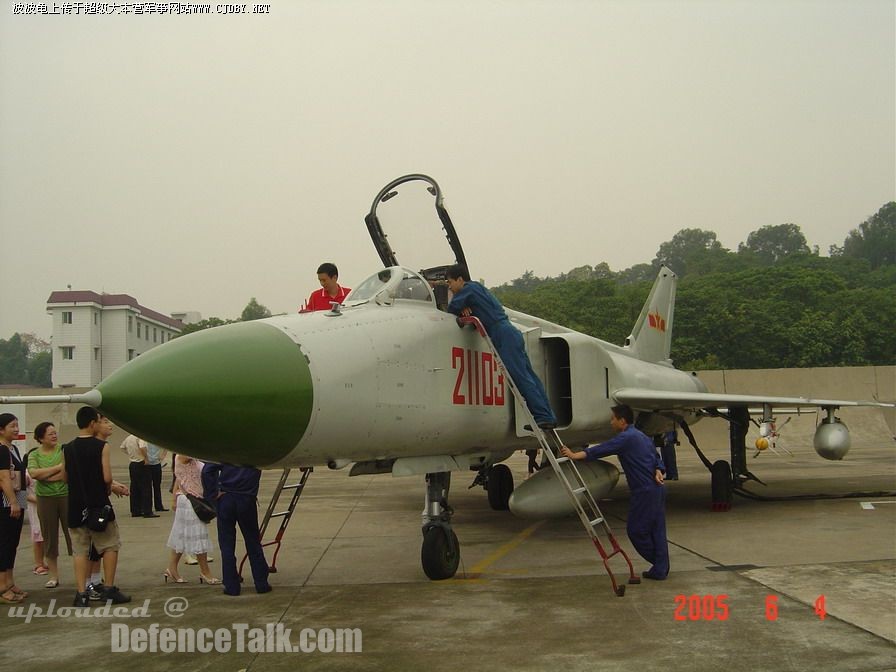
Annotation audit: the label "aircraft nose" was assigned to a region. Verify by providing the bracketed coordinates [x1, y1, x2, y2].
[96, 320, 313, 466]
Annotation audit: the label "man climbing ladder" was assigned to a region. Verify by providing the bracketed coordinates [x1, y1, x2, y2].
[446, 264, 557, 429]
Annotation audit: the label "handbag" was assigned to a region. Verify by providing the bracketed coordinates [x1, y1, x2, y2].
[8, 446, 23, 491]
[8, 447, 27, 508]
[185, 493, 216, 523]
[83, 504, 113, 532]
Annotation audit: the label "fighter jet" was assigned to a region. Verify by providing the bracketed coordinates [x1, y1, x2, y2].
[3, 174, 891, 580]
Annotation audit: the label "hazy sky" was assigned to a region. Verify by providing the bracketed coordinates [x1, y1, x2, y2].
[1, 0, 893, 341]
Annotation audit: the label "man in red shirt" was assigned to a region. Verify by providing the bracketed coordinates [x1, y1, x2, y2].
[302, 262, 352, 312]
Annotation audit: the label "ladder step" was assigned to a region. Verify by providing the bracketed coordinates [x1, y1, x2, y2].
[282, 483, 305, 491]
[589, 517, 604, 526]
[270, 511, 292, 519]
[572, 486, 588, 495]
[555, 457, 570, 463]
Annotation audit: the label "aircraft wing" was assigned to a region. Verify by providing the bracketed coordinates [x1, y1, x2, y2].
[613, 388, 894, 413]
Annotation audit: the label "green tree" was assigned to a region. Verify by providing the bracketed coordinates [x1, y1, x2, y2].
[738, 223, 810, 264]
[831, 202, 896, 269]
[511, 270, 542, 292]
[652, 229, 727, 276]
[27, 351, 52, 387]
[0, 334, 30, 385]
[616, 263, 654, 284]
[240, 298, 272, 322]
[19, 332, 50, 357]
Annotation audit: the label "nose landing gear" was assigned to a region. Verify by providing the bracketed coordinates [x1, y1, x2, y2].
[421, 471, 460, 580]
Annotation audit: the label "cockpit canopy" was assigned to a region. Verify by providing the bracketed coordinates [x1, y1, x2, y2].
[345, 267, 434, 306]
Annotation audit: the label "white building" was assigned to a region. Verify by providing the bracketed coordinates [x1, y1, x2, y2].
[171, 310, 202, 325]
[46, 291, 185, 388]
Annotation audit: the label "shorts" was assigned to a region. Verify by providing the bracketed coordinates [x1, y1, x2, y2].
[71, 520, 122, 556]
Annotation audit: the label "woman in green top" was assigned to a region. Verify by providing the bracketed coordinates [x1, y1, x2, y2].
[26, 422, 72, 588]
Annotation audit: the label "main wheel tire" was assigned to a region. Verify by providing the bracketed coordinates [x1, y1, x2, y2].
[486, 464, 514, 511]
[710, 459, 733, 511]
[421, 526, 460, 580]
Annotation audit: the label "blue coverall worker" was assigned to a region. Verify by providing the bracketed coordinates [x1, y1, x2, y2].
[201, 463, 272, 596]
[561, 409, 670, 579]
[446, 276, 557, 427]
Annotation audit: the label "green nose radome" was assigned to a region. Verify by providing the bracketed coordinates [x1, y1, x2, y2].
[97, 320, 312, 466]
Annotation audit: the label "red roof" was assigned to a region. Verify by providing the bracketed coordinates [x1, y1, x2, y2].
[46, 291, 184, 330]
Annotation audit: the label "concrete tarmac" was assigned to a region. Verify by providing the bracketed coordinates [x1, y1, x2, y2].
[2, 435, 894, 671]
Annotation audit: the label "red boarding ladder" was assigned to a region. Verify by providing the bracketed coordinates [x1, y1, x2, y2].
[239, 467, 312, 576]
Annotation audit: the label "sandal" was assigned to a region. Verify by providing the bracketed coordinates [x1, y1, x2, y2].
[0, 588, 23, 604]
[10, 586, 28, 598]
[163, 569, 187, 584]
[33, 565, 49, 576]
[45, 578, 59, 589]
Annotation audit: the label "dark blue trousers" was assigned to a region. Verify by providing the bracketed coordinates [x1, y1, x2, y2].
[491, 321, 556, 425]
[216, 493, 270, 595]
[627, 485, 670, 577]
[661, 431, 679, 480]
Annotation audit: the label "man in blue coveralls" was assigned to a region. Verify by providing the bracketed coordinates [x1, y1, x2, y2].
[560, 404, 670, 580]
[446, 264, 557, 429]
[202, 463, 272, 596]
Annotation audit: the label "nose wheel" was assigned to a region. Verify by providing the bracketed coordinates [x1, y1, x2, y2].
[421, 471, 460, 580]
[421, 525, 460, 580]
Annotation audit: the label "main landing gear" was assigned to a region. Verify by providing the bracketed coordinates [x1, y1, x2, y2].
[468, 463, 515, 511]
[467, 463, 515, 511]
[682, 407, 765, 511]
[421, 472, 460, 580]
[486, 464, 514, 510]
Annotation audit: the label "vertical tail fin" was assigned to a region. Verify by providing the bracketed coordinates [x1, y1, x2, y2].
[624, 266, 677, 364]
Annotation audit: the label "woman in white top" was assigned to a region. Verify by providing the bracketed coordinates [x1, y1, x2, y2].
[164, 454, 219, 584]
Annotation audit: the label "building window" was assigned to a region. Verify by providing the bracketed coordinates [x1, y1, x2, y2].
[128, 316, 133, 333]
[137, 324, 141, 338]
[128, 349, 135, 361]
[62, 311, 73, 324]
[94, 348, 100, 360]
[153, 328, 158, 343]
[62, 346, 74, 360]
[94, 312, 98, 325]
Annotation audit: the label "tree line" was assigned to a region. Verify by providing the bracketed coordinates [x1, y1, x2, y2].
[0, 333, 52, 388]
[492, 202, 894, 370]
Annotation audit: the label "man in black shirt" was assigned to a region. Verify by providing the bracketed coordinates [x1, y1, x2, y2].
[62, 407, 130, 607]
